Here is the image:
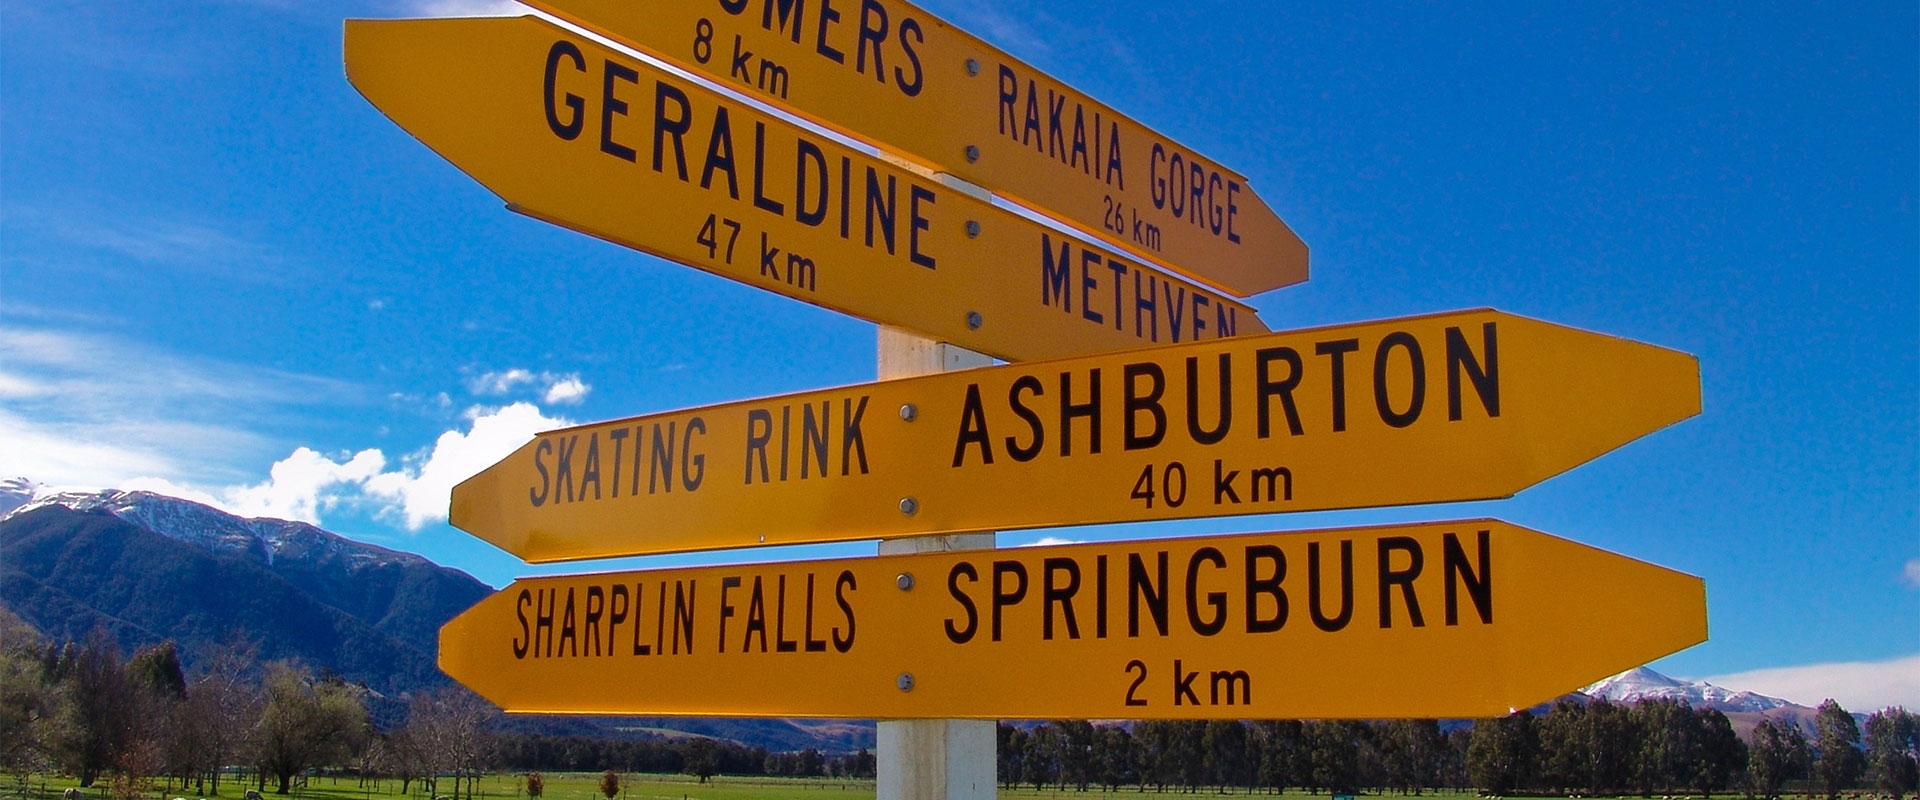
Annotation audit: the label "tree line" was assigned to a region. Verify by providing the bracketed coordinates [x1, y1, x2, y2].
[2, 613, 1913, 799]
[996, 701, 1917, 799]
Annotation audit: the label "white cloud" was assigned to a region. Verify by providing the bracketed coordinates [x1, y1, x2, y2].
[468, 368, 538, 396]
[363, 402, 569, 529]
[222, 447, 388, 523]
[181, 403, 568, 531]
[543, 376, 590, 405]
[1023, 536, 1082, 547]
[1704, 653, 1920, 713]
[407, 0, 529, 17]
[469, 368, 588, 405]
[1904, 558, 1920, 589]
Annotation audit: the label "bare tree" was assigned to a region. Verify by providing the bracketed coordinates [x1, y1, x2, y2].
[399, 687, 498, 800]
[253, 662, 368, 794]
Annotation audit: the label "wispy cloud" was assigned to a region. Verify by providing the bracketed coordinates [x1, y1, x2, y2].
[1904, 558, 1920, 589]
[4, 205, 281, 283]
[404, 0, 529, 17]
[0, 325, 357, 487]
[1704, 653, 1920, 713]
[467, 368, 590, 405]
[1022, 536, 1083, 547]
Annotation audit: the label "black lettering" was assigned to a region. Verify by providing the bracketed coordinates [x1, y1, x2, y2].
[1308, 540, 1353, 632]
[1185, 354, 1231, 444]
[1060, 369, 1102, 456]
[1373, 331, 1425, 428]
[1378, 537, 1425, 628]
[1245, 545, 1286, 633]
[841, 396, 869, 475]
[1316, 339, 1360, 432]
[854, 0, 887, 81]
[1127, 552, 1169, 637]
[795, 139, 829, 226]
[1042, 558, 1081, 640]
[1444, 530, 1493, 625]
[1005, 376, 1045, 462]
[1122, 363, 1166, 450]
[944, 562, 979, 644]
[599, 60, 639, 161]
[700, 107, 739, 197]
[951, 384, 993, 467]
[652, 81, 692, 178]
[557, 588, 578, 657]
[803, 573, 828, 652]
[543, 41, 585, 140]
[528, 438, 552, 506]
[1446, 323, 1500, 420]
[513, 589, 532, 658]
[1256, 347, 1305, 437]
[832, 570, 856, 652]
[682, 417, 707, 490]
[991, 561, 1027, 642]
[1185, 547, 1227, 636]
[745, 409, 773, 483]
[718, 576, 742, 653]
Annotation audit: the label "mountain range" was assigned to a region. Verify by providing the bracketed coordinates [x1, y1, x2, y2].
[0, 480, 1842, 749]
[0, 482, 871, 751]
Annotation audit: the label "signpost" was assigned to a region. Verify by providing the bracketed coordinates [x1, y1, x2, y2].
[438, 519, 1708, 720]
[518, 0, 1310, 297]
[450, 309, 1701, 563]
[343, 16, 1266, 363]
[343, 8, 1711, 796]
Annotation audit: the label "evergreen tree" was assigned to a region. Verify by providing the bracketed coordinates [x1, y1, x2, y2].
[1202, 720, 1251, 790]
[1022, 724, 1059, 791]
[1054, 719, 1096, 790]
[1633, 697, 1700, 794]
[1749, 718, 1812, 800]
[1690, 707, 1746, 797]
[1251, 720, 1304, 793]
[1466, 711, 1536, 795]
[1380, 719, 1447, 794]
[1305, 720, 1367, 794]
[1814, 700, 1865, 799]
[1092, 725, 1136, 791]
[1864, 708, 1918, 800]
[1535, 700, 1588, 793]
[996, 724, 1027, 790]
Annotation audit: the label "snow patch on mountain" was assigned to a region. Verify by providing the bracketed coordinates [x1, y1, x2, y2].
[0, 478, 37, 517]
[1583, 666, 1797, 712]
[3, 487, 429, 570]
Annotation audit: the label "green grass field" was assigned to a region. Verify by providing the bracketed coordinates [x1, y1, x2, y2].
[15, 773, 1514, 800]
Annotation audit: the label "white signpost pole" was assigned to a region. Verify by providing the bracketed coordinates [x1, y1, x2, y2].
[875, 325, 997, 800]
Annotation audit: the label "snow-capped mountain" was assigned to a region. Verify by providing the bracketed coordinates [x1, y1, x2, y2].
[0, 484, 491, 696]
[5, 487, 433, 571]
[0, 478, 36, 517]
[1583, 666, 1797, 712]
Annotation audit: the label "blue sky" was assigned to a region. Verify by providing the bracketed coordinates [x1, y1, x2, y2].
[2, 0, 1914, 709]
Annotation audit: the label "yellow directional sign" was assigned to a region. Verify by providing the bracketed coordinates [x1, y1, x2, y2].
[518, 0, 1309, 297]
[451, 309, 1701, 563]
[344, 16, 1266, 362]
[439, 520, 1707, 719]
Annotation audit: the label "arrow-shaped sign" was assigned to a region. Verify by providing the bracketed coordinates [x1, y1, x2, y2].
[344, 16, 1266, 362]
[439, 520, 1707, 719]
[517, 0, 1311, 297]
[451, 309, 1701, 563]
